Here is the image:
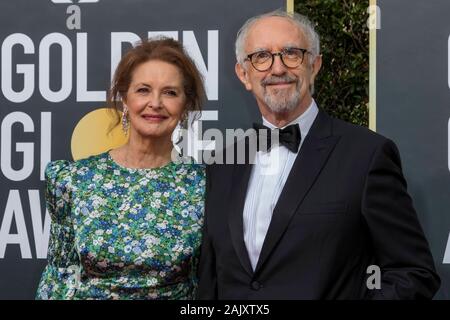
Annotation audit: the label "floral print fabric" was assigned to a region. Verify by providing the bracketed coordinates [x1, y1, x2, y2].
[36, 152, 205, 300]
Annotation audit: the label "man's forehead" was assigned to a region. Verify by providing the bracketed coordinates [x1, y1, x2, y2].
[248, 16, 302, 35]
[245, 16, 306, 50]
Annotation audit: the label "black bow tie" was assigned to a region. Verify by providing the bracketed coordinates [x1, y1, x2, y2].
[252, 122, 301, 153]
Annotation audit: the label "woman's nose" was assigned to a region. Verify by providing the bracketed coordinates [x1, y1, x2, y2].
[147, 92, 162, 109]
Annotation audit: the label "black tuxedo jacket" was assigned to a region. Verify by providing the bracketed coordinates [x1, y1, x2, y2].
[197, 110, 440, 299]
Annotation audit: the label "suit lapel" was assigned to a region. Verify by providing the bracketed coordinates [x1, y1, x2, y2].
[227, 135, 256, 276]
[254, 111, 341, 274]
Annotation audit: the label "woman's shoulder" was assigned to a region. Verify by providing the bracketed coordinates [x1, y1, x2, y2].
[172, 158, 205, 196]
[45, 159, 74, 185]
[74, 151, 109, 168]
[45, 152, 109, 182]
[175, 156, 205, 176]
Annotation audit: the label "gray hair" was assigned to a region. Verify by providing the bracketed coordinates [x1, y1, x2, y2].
[235, 9, 320, 66]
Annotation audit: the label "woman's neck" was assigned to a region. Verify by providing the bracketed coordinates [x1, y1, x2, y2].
[111, 134, 173, 169]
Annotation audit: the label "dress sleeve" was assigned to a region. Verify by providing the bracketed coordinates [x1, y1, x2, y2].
[36, 160, 81, 300]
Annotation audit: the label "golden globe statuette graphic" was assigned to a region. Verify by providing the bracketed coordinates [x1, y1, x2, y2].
[71, 108, 128, 160]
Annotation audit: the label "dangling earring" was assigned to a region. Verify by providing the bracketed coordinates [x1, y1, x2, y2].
[172, 113, 185, 144]
[180, 112, 189, 130]
[122, 105, 129, 134]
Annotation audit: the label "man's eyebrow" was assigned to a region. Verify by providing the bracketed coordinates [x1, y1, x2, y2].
[249, 44, 303, 53]
[283, 43, 302, 49]
[250, 47, 268, 53]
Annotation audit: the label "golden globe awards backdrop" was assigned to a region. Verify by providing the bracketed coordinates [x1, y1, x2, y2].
[0, 0, 286, 299]
[377, 0, 450, 299]
[2, 0, 449, 301]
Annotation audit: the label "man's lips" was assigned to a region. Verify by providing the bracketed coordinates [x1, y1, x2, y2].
[265, 82, 294, 88]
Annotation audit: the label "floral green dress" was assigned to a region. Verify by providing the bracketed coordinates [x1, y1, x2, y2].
[36, 151, 205, 300]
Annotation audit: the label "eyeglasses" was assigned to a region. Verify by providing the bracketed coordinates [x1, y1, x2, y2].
[245, 47, 309, 72]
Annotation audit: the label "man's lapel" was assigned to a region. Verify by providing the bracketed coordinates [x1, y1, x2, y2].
[254, 110, 341, 274]
[227, 135, 256, 276]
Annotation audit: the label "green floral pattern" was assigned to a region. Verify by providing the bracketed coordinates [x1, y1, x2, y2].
[36, 152, 205, 300]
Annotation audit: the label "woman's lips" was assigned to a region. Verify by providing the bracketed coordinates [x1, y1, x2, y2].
[141, 114, 168, 122]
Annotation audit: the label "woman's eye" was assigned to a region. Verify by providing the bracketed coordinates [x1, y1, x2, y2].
[165, 90, 177, 96]
[137, 87, 149, 93]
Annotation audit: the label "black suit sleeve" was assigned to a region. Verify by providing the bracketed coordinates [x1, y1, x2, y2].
[196, 166, 217, 299]
[362, 139, 440, 299]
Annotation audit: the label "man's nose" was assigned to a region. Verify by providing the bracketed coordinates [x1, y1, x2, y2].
[270, 54, 287, 75]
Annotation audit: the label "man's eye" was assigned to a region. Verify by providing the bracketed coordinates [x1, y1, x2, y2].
[254, 51, 271, 60]
[283, 49, 300, 58]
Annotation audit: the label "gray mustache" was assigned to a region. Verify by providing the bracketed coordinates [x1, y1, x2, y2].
[261, 75, 298, 86]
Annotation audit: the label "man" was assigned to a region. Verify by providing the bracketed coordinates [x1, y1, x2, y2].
[197, 10, 440, 299]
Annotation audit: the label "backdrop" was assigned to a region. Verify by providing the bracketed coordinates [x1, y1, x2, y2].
[1, 0, 449, 300]
[377, 0, 450, 299]
[0, 0, 286, 299]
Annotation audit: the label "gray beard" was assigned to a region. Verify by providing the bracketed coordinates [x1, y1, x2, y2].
[262, 79, 302, 113]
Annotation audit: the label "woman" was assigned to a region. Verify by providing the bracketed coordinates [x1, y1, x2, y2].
[36, 38, 206, 300]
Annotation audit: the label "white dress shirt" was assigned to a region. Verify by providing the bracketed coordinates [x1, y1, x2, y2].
[243, 99, 319, 270]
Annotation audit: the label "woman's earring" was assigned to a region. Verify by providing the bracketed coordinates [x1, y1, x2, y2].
[181, 112, 189, 130]
[122, 105, 129, 134]
[172, 113, 188, 149]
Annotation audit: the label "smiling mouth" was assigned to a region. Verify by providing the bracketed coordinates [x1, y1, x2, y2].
[264, 82, 294, 91]
[266, 82, 295, 89]
[141, 114, 168, 122]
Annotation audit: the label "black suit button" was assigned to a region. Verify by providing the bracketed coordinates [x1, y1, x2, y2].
[251, 281, 261, 291]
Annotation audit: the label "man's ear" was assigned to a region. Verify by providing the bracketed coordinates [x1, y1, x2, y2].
[235, 62, 252, 91]
[310, 54, 322, 86]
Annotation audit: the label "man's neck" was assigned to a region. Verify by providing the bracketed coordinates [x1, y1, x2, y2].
[260, 96, 313, 128]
